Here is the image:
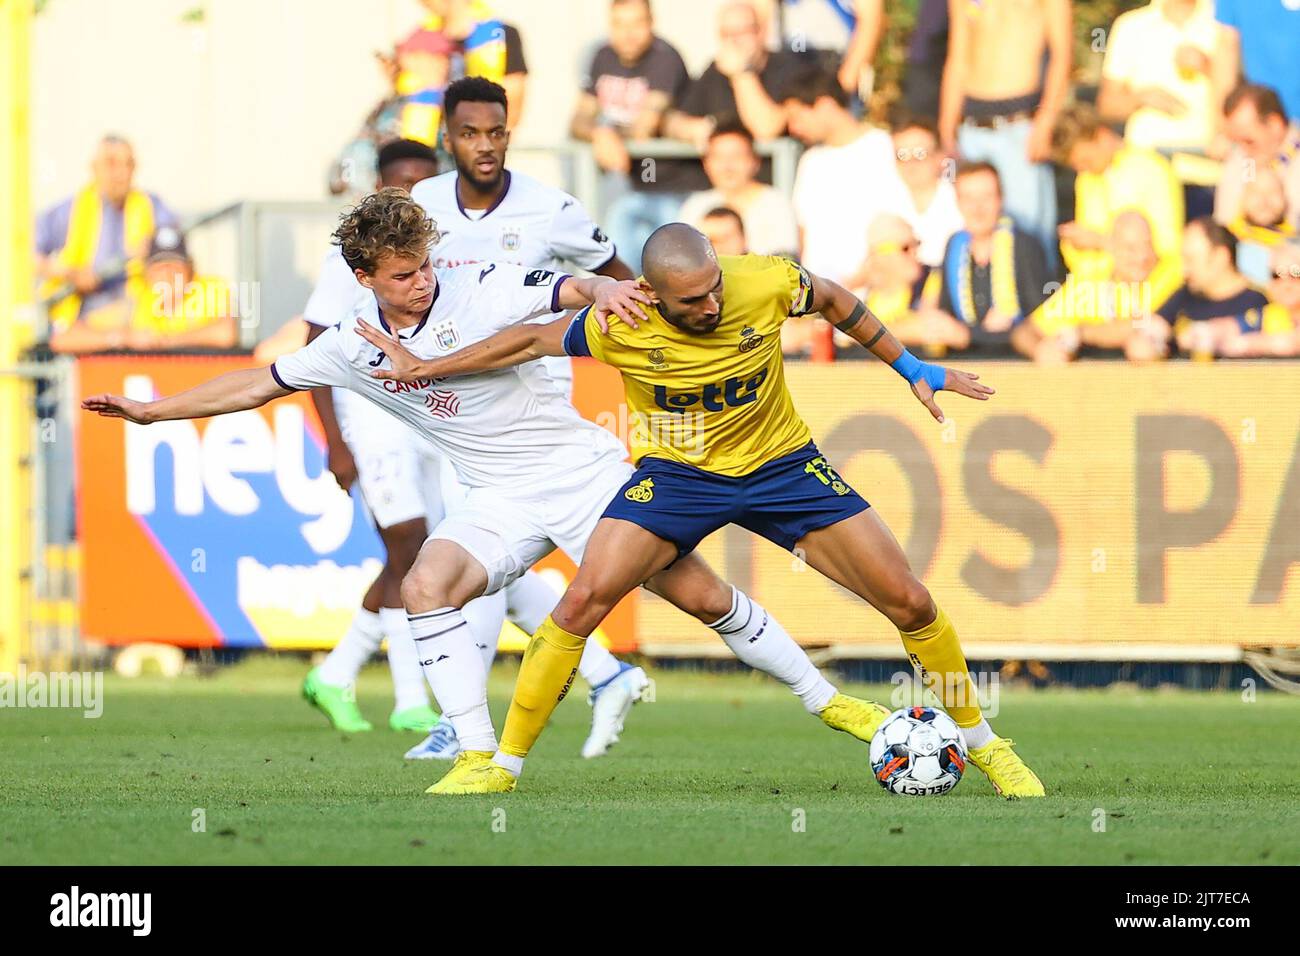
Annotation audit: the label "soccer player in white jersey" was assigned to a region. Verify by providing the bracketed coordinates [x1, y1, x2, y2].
[83, 189, 893, 795]
[299, 139, 447, 742]
[303, 132, 646, 760]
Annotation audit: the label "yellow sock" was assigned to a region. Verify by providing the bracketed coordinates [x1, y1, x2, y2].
[498, 616, 586, 759]
[898, 604, 983, 729]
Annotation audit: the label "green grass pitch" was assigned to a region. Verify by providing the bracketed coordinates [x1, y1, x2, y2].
[2, 657, 1297, 865]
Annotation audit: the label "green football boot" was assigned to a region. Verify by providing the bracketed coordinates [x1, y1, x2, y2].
[389, 704, 441, 733]
[302, 667, 373, 733]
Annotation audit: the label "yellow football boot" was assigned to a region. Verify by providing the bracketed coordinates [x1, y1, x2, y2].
[427, 760, 518, 796]
[818, 693, 891, 743]
[967, 737, 1046, 798]
[424, 750, 494, 794]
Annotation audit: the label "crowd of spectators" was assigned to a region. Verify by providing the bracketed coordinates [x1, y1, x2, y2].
[34, 0, 1300, 362]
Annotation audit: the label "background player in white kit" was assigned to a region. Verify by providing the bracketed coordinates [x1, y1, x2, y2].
[302, 106, 646, 760]
[83, 190, 893, 796]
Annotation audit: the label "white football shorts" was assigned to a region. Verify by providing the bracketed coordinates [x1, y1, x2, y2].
[336, 388, 445, 531]
[427, 453, 634, 595]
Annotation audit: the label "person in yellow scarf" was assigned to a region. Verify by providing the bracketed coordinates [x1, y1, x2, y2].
[395, 0, 512, 145]
[1227, 166, 1298, 285]
[35, 135, 178, 350]
[933, 162, 1051, 356]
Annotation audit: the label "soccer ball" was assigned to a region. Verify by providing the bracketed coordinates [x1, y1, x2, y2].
[869, 707, 967, 796]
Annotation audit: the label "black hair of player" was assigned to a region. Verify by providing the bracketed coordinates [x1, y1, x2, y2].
[377, 139, 438, 176]
[444, 76, 509, 127]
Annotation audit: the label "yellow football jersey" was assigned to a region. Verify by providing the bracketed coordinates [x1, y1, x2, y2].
[564, 255, 816, 477]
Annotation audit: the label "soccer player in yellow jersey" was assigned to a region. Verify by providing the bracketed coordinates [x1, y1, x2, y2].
[357, 223, 1046, 798]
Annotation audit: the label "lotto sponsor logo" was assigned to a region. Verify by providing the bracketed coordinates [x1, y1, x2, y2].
[653, 369, 768, 414]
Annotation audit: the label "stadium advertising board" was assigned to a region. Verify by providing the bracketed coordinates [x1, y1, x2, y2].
[76, 355, 635, 651]
[571, 360, 1300, 654]
[79, 357, 1300, 655]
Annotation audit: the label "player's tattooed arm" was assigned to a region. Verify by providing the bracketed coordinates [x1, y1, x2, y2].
[806, 270, 994, 422]
[807, 271, 907, 363]
[82, 367, 291, 425]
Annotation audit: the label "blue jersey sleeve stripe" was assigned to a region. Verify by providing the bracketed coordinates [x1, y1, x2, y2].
[563, 307, 593, 357]
[549, 273, 572, 312]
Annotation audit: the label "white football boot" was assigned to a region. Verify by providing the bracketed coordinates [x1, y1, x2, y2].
[581, 664, 650, 759]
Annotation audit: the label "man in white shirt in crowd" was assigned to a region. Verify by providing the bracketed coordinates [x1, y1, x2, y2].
[783, 66, 898, 286]
[886, 114, 964, 270]
[1096, 0, 1225, 154]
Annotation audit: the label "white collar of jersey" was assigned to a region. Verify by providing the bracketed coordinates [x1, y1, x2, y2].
[376, 282, 440, 339]
[455, 169, 513, 221]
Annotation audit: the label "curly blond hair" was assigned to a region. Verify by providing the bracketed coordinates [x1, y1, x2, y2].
[333, 186, 440, 274]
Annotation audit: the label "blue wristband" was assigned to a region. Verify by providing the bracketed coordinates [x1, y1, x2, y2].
[890, 348, 946, 391]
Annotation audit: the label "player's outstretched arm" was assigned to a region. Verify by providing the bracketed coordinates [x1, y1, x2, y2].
[807, 271, 995, 424]
[81, 367, 291, 425]
[357, 314, 574, 383]
[355, 276, 649, 383]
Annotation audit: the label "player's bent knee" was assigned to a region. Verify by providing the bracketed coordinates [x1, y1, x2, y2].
[680, 578, 734, 622]
[553, 581, 612, 635]
[401, 556, 465, 612]
[891, 580, 936, 632]
[399, 567, 442, 613]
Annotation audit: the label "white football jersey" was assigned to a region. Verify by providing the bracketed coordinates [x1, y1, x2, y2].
[274, 262, 627, 489]
[415, 169, 617, 274]
[414, 169, 619, 394]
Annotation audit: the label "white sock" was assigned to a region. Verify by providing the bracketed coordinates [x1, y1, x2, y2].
[961, 718, 996, 749]
[318, 607, 383, 686]
[408, 607, 496, 752]
[578, 639, 623, 688]
[461, 590, 508, 673]
[380, 606, 429, 712]
[709, 586, 836, 714]
[503, 571, 560, 633]
[493, 751, 524, 777]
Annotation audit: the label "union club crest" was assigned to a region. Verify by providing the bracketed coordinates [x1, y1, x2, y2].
[424, 389, 461, 420]
[433, 320, 460, 351]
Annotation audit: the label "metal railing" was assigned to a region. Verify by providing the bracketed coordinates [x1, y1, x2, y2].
[1, 352, 81, 668]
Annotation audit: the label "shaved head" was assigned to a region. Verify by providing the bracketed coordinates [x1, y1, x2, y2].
[640, 223, 726, 334]
[642, 223, 717, 286]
